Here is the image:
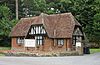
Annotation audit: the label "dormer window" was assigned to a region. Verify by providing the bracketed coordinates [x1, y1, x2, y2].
[29, 25, 46, 35]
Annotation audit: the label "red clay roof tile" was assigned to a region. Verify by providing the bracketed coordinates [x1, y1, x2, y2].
[10, 13, 81, 38]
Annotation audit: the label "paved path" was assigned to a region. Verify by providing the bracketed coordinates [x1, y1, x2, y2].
[0, 52, 100, 65]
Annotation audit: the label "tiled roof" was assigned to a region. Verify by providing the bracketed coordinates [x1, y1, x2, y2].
[10, 13, 81, 38]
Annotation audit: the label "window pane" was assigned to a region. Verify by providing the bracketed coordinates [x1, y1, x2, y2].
[35, 36, 43, 46]
[37, 36, 39, 39]
[17, 38, 20, 43]
[58, 40, 60, 45]
[39, 36, 42, 39]
[21, 39, 24, 44]
[17, 38, 24, 44]
[40, 40, 42, 45]
[37, 40, 40, 45]
[57, 39, 64, 45]
[61, 40, 64, 45]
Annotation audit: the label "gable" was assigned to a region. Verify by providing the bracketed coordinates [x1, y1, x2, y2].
[29, 25, 46, 35]
[73, 27, 83, 36]
[10, 16, 42, 37]
[43, 13, 76, 38]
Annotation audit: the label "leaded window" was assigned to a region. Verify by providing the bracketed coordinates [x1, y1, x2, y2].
[17, 38, 24, 44]
[57, 39, 64, 46]
[35, 36, 43, 46]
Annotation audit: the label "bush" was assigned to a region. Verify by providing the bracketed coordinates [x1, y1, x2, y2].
[0, 37, 11, 47]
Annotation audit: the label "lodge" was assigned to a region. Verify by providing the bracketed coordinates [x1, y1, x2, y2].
[10, 13, 84, 54]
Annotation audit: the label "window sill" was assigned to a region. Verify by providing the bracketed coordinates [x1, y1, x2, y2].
[58, 45, 63, 48]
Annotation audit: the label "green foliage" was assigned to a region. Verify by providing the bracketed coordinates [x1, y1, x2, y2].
[48, 0, 100, 45]
[0, 18, 17, 36]
[0, 5, 17, 36]
[0, 0, 16, 18]
[0, 0, 100, 46]
[0, 5, 17, 47]
[0, 47, 11, 50]
[90, 48, 100, 54]
[91, 13, 100, 44]
[0, 5, 10, 18]
[21, 0, 47, 16]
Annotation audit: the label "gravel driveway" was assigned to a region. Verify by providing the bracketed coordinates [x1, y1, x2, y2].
[0, 52, 100, 65]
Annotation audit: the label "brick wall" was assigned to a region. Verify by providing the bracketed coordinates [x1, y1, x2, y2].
[67, 39, 72, 51]
[11, 37, 73, 52]
[43, 37, 53, 51]
[11, 38, 24, 50]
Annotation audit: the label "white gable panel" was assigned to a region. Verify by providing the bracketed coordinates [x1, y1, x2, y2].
[29, 25, 46, 35]
[24, 39, 35, 47]
[31, 28, 34, 34]
[36, 26, 38, 34]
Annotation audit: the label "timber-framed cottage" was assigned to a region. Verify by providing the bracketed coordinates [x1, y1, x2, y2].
[10, 13, 84, 53]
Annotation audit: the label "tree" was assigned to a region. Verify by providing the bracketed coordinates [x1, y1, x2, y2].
[16, 0, 18, 20]
[91, 13, 100, 47]
[0, 5, 17, 46]
[0, 0, 100, 47]
[49, 0, 98, 40]
[21, 0, 47, 17]
[0, 0, 16, 19]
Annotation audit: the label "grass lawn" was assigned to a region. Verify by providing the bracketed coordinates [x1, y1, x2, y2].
[0, 47, 11, 56]
[90, 48, 100, 54]
[0, 54, 5, 56]
[0, 47, 11, 50]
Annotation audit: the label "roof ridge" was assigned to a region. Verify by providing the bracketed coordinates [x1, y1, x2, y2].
[46, 12, 72, 16]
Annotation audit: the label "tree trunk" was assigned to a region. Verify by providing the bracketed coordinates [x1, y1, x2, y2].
[16, 0, 18, 20]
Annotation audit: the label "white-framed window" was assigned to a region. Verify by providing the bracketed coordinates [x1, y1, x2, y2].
[57, 39, 64, 46]
[17, 38, 24, 44]
[35, 36, 43, 46]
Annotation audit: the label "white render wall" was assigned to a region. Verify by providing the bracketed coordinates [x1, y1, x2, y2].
[24, 39, 35, 47]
